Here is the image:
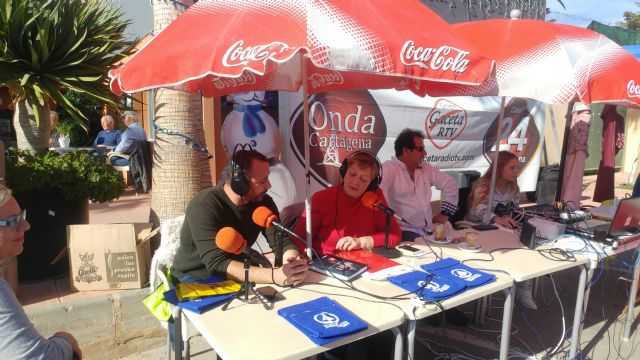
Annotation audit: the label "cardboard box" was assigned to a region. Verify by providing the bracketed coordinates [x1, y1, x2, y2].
[67, 223, 154, 291]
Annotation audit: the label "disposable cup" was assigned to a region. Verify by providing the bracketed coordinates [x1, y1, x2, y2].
[465, 232, 479, 248]
[433, 222, 446, 241]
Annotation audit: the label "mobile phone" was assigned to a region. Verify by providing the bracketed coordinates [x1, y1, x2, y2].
[397, 244, 426, 257]
[256, 286, 285, 302]
[397, 244, 420, 252]
[471, 224, 498, 231]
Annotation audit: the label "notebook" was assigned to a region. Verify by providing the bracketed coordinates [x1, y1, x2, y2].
[568, 197, 640, 245]
[309, 254, 368, 281]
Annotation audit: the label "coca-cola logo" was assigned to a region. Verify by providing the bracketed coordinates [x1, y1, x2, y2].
[482, 98, 540, 171]
[308, 71, 344, 89]
[222, 40, 291, 67]
[627, 80, 640, 98]
[400, 41, 470, 73]
[425, 99, 467, 150]
[291, 91, 387, 187]
[210, 72, 257, 90]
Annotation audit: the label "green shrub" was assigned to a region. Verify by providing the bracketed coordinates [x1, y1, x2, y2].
[5, 148, 125, 203]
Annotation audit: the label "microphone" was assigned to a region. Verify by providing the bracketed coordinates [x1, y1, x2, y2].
[360, 192, 402, 259]
[361, 191, 410, 224]
[252, 206, 307, 243]
[215, 227, 248, 255]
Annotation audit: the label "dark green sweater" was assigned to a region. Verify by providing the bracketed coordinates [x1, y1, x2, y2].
[171, 185, 298, 279]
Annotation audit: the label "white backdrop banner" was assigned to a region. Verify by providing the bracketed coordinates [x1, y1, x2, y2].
[279, 90, 545, 202]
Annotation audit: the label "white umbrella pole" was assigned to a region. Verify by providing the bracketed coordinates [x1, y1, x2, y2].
[484, 96, 506, 224]
[301, 55, 313, 259]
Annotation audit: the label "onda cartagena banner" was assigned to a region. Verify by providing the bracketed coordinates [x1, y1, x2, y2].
[279, 90, 545, 202]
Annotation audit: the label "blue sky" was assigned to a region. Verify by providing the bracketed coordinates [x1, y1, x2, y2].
[547, 0, 638, 27]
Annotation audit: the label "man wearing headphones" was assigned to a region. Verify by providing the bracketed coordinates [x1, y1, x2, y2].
[171, 148, 308, 286]
[292, 151, 401, 256]
[379, 128, 459, 241]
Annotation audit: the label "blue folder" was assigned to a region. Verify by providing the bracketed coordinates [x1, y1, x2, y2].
[278, 296, 368, 345]
[421, 258, 496, 289]
[163, 276, 238, 314]
[387, 270, 466, 301]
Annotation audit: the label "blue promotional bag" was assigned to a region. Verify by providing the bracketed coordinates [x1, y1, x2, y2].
[421, 258, 496, 289]
[387, 270, 466, 301]
[278, 296, 368, 345]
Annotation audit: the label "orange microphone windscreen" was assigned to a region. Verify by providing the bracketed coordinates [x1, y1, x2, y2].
[252, 206, 278, 228]
[361, 191, 379, 210]
[215, 227, 246, 254]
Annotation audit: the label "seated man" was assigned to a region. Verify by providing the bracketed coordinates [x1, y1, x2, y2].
[171, 149, 308, 286]
[93, 114, 121, 147]
[108, 111, 146, 166]
[379, 129, 468, 327]
[379, 128, 459, 241]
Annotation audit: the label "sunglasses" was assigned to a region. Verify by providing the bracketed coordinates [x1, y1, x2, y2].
[0, 209, 27, 230]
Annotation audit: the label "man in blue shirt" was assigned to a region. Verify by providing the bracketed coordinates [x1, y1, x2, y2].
[109, 111, 147, 166]
[92, 115, 121, 147]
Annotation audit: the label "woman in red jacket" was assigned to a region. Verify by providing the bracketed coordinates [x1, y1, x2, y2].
[293, 151, 401, 256]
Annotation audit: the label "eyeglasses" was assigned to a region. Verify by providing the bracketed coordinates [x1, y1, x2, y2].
[412, 146, 425, 152]
[0, 209, 27, 230]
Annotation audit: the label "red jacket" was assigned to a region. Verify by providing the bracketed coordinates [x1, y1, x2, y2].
[293, 185, 401, 256]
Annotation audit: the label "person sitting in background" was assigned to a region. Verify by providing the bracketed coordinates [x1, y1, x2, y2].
[48, 110, 60, 147]
[92, 115, 121, 147]
[0, 184, 82, 359]
[466, 150, 521, 228]
[108, 110, 146, 166]
[466, 150, 537, 310]
[293, 151, 401, 256]
[379, 128, 459, 241]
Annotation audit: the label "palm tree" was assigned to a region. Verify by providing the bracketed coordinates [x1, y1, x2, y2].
[0, 0, 135, 152]
[150, 0, 212, 226]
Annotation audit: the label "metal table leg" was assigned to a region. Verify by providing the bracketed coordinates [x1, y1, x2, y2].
[405, 319, 416, 360]
[569, 265, 588, 359]
[623, 255, 640, 341]
[391, 326, 403, 360]
[499, 286, 515, 360]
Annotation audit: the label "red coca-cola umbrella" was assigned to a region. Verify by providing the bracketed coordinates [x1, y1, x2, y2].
[427, 19, 640, 235]
[426, 19, 640, 108]
[110, 0, 494, 96]
[109, 0, 495, 259]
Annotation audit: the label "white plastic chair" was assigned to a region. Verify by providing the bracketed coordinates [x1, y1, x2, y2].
[150, 214, 208, 360]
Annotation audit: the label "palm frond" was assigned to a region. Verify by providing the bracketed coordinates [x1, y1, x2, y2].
[0, 0, 138, 128]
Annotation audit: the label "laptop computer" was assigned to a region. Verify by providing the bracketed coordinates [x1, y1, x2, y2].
[581, 197, 640, 245]
[608, 197, 640, 239]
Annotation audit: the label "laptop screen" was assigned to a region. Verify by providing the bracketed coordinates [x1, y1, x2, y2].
[609, 197, 640, 238]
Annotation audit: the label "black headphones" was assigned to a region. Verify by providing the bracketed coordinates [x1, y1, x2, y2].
[338, 150, 383, 192]
[229, 143, 253, 197]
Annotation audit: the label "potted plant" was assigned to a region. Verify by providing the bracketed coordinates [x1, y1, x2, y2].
[53, 119, 77, 148]
[5, 148, 126, 280]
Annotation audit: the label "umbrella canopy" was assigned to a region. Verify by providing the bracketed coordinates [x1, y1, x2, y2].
[109, 0, 495, 97]
[427, 19, 640, 108]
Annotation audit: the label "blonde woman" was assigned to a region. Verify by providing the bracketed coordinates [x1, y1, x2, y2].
[466, 151, 537, 310]
[466, 151, 520, 228]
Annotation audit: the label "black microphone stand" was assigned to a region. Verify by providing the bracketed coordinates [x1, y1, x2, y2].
[222, 255, 270, 311]
[274, 228, 283, 268]
[372, 213, 401, 259]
